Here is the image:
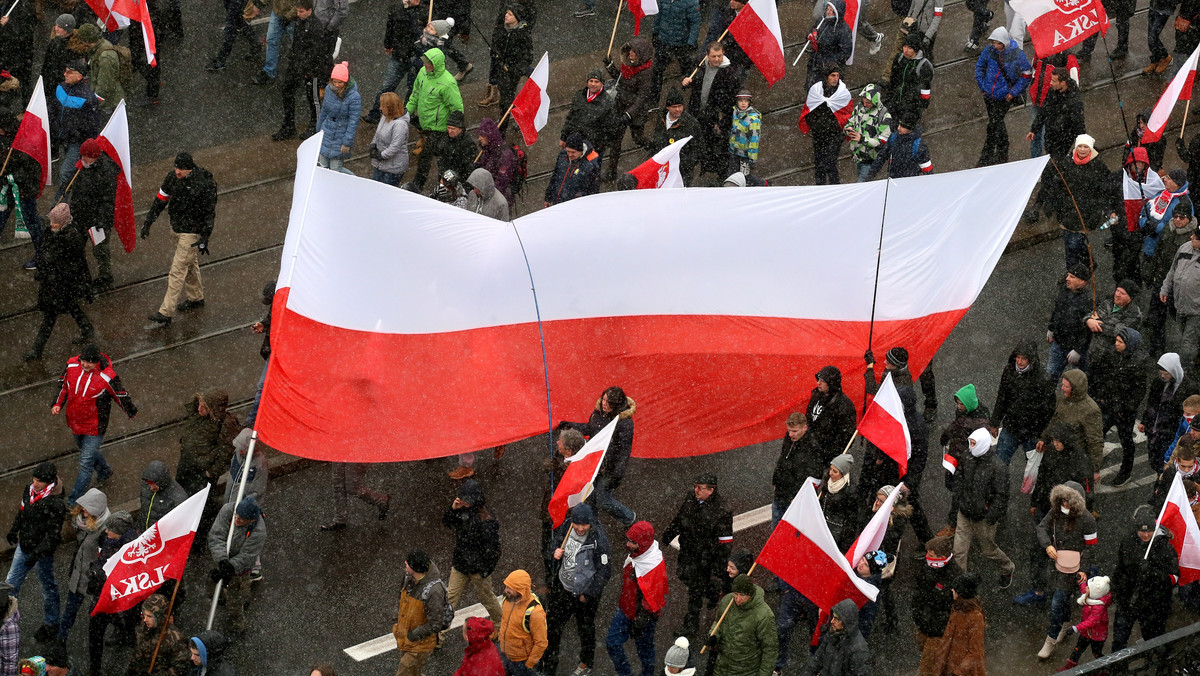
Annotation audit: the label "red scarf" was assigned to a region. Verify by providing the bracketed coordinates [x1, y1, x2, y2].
[586, 88, 601, 103]
[1073, 151, 1093, 166]
[620, 59, 652, 80]
[23, 482, 55, 510]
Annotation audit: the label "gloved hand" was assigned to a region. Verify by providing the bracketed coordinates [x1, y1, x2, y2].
[140, 220, 153, 239]
[191, 237, 210, 255]
[864, 349, 875, 366]
[218, 559, 236, 582]
[603, 57, 614, 70]
[1046, 330, 1054, 344]
[808, 29, 819, 50]
[5, 533, 16, 546]
[1177, 137, 1189, 158]
[370, 143, 383, 161]
[1067, 349, 1081, 365]
[705, 633, 719, 649]
[209, 567, 224, 583]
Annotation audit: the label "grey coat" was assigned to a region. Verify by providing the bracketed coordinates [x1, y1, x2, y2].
[208, 502, 267, 574]
[1161, 240, 1200, 315]
[371, 113, 410, 175]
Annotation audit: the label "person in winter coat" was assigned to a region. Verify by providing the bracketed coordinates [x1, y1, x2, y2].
[800, 66, 851, 185]
[540, 429, 584, 578]
[1143, 175, 1194, 293]
[484, 5, 531, 115]
[73, 24, 123, 114]
[272, 0, 333, 139]
[208, 497, 266, 633]
[1144, 203, 1195, 355]
[941, 383, 991, 524]
[820, 454, 858, 550]
[176, 389, 240, 497]
[952, 429, 1015, 588]
[603, 36, 654, 169]
[560, 386, 637, 526]
[867, 488, 910, 631]
[58, 488, 108, 641]
[974, 27, 1031, 166]
[646, 88, 702, 184]
[914, 536, 956, 672]
[708, 575, 777, 676]
[1086, 281, 1145, 348]
[407, 47, 466, 191]
[5, 462, 65, 640]
[1045, 265, 1097, 379]
[466, 168, 510, 220]
[442, 480, 502, 626]
[128, 592, 191, 676]
[316, 62, 361, 173]
[363, 0, 422, 123]
[847, 83, 892, 182]
[805, 0, 853, 88]
[1126, 109, 1166, 169]
[456, 616, 504, 676]
[1161, 226, 1200, 367]
[1142, 353, 1199, 472]
[728, 89, 761, 176]
[1042, 136, 1113, 270]
[139, 460, 187, 533]
[42, 15, 76, 105]
[1027, 69, 1085, 161]
[867, 113, 932, 178]
[772, 412, 824, 523]
[992, 340, 1056, 465]
[188, 630, 236, 676]
[886, 33, 934, 124]
[394, 550, 449, 676]
[1060, 575, 1112, 670]
[500, 569, 548, 675]
[1033, 482, 1098, 659]
[681, 41, 740, 178]
[930, 573, 986, 676]
[607, 522, 667, 676]
[1089, 326, 1151, 484]
[443, 111, 479, 179]
[370, 92, 409, 185]
[647, 0, 701, 106]
[67, 139, 117, 293]
[224, 428, 268, 505]
[562, 68, 616, 167]
[663, 474, 733, 636]
[806, 365, 857, 461]
[1110, 505, 1179, 650]
[86, 510, 137, 674]
[544, 504, 612, 676]
[52, 62, 102, 196]
[545, 133, 603, 206]
[1151, 437, 1199, 509]
[475, 118, 515, 202]
[25, 205, 95, 361]
[1039, 370, 1105, 486]
[802, 599, 869, 676]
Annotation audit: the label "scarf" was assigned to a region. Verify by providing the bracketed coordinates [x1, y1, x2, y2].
[827, 473, 850, 494]
[1015, 361, 1032, 374]
[0, 175, 26, 239]
[1149, 185, 1189, 222]
[23, 482, 55, 510]
[1073, 150, 1094, 165]
[620, 58, 652, 80]
[586, 88, 601, 103]
[926, 553, 952, 568]
[1178, 460, 1199, 479]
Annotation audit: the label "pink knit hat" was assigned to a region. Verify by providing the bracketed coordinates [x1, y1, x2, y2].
[49, 203, 72, 225]
[330, 61, 349, 81]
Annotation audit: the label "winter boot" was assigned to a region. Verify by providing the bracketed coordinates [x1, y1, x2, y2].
[478, 84, 500, 107]
[1038, 635, 1058, 659]
[1058, 659, 1078, 672]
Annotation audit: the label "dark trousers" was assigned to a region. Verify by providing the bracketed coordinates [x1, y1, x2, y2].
[412, 130, 450, 191]
[1148, 9, 1171, 63]
[813, 136, 842, 185]
[1069, 636, 1106, 661]
[681, 571, 721, 635]
[1146, 289, 1172, 358]
[1111, 229, 1143, 286]
[129, 22, 161, 99]
[606, 118, 648, 179]
[1026, 509, 1050, 591]
[775, 583, 819, 670]
[544, 586, 601, 674]
[920, 362, 937, 410]
[1111, 603, 1167, 651]
[648, 42, 695, 107]
[213, 0, 257, 64]
[980, 98, 1011, 165]
[1080, 15, 1130, 55]
[494, 65, 522, 132]
[281, 72, 325, 131]
[1100, 400, 1138, 476]
[967, 0, 992, 42]
[31, 305, 94, 357]
[906, 481, 935, 544]
[88, 606, 135, 674]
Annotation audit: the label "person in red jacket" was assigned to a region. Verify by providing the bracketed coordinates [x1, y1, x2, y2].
[52, 344, 137, 506]
[454, 616, 504, 676]
[606, 521, 668, 676]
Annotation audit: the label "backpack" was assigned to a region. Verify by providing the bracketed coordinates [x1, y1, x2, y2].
[102, 44, 135, 93]
[421, 579, 456, 631]
[521, 594, 542, 633]
[510, 143, 528, 197]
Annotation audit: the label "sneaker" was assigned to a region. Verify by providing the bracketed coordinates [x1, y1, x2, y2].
[455, 62, 474, 82]
[870, 32, 884, 55]
[570, 666, 592, 676]
[963, 39, 979, 52]
[574, 4, 596, 16]
[378, 495, 391, 521]
[272, 126, 297, 141]
[205, 59, 226, 72]
[998, 572, 1013, 589]
[176, 298, 206, 312]
[251, 71, 274, 85]
[145, 311, 172, 329]
[1013, 589, 1047, 605]
[249, 570, 263, 582]
[22, 259, 36, 270]
[1109, 470, 1132, 486]
[318, 522, 347, 532]
[448, 465, 475, 480]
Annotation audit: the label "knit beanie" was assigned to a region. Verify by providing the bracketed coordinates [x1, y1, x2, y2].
[430, 18, 454, 38]
[446, 109, 465, 129]
[587, 68, 606, 83]
[665, 88, 685, 106]
[32, 461, 57, 483]
[663, 637, 690, 669]
[565, 133, 586, 151]
[1067, 262, 1091, 282]
[235, 496, 261, 521]
[406, 549, 431, 574]
[1170, 168, 1189, 187]
[79, 344, 102, 362]
[55, 13, 76, 31]
[952, 572, 979, 599]
[330, 61, 349, 81]
[830, 453, 854, 476]
[49, 202, 72, 226]
[731, 574, 754, 595]
[886, 347, 909, 368]
[1075, 133, 1096, 150]
[1116, 278, 1141, 298]
[75, 22, 101, 43]
[80, 138, 102, 160]
[174, 152, 195, 170]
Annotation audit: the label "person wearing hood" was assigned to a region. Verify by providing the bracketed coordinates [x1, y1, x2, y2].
[5, 461, 66, 641]
[930, 573, 986, 675]
[646, 0, 701, 107]
[562, 69, 616, 171]
[485, 5, 531, 116]
[866, 113, 932, 179]
[846, 83, 892, 182]
[369, 92, 410, 186]
[707, 575, 776, 676]
[606, 522, 667, 676]
[1021, 425, 1093, 588]
[885, 33, 934, 125]
[802, 599, 869, 676]
[952, 429, 1014, 589]
[913, 535, 955, 671]
[603, 36, 655, 171]
[188, 630, 235, 676]
[1126, 109, 1167, 169]
[1152, 436, 1199, 509]
[941, 383, 991, 525]
[804, 0, 853, 88]
[992, 340, 1056, 466]
[544, 503, 612, 676]
[1032, 481, 1097, 659]
[728, 89, 761, 177]
[806, 365, 857, 462]
[1088, 325, 1151, 485]
[1040, 369, 1106, 484]
[1027, 68, 1085, 161]
[224, 428, 269, 508]
[663, 636, 694, 676]
[85, 510, 136, 674]
[176, 389, 240, 512]
[208, 497, 266, 634]
[58, 488, 108, 641]
[129, 592, 191, 675]
[456, 616, 504, 676]
[394, 550, 449, 676]
[800, 66, 851, 185]
[545, 133, 603, 206]
[1142, 352, 1200, 472]
[499, 569, 548, 675]
[647, 88, 702, 184]
[442, 480, 502, 628]
[315, 62, 361, 174]
[1110, 505, 1179, 651]
[681, 41, 740, 178]
[407, 47, 466, 192]
[465, 168, 510, 220]
[1059, 575, 1112, 670]
[1045, 265, 1096, 380]
[272, 0, 333, 140]
[663, 474, 733, 637]
[974, 27, 1031, 166]
[475, 117, 516, 202]
[819, 454, 859, 550]
[559, 386, 638, 526]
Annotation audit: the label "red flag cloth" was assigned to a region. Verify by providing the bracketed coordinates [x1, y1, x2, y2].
[91, 486, 209, 615]
[1154, 471, 1200, 585]
[96, 101, 136, 253]
[626, 136, 691, 189]
[547, 416, 618, 528]
[1009, 0, 1109, 58]
[510, 52, 550, 146]
[1121, 157, 1164, 231]
[728, 0, 786, 85]
[12, 77, 50, 195]
[621, 530, 667, 614]
[798, 80, 853, 134]
[110, 0, 157, 65]
[858, 372, 912, 475]
[627, 0, 658, 35]
[1144, 43, 1200, 143]
[757, 481, 878, 612]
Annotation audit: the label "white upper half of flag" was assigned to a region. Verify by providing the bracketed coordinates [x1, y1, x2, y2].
[27, 75, 48, 121]
[99, 100, 132, 179]
[805, 79, 852, 115]
[1149, 42, 1200, 136]
[871, 372, 911, 457]
[564, 415, 619, 470]
[1123, 169, 1165, 201]
[847, 480, 905, 566]
[103, 484, 209, 576]
[528, 52, 551, 130]
[635, 0, 659, 15]
[783, 481, 879, 601]
[1159, 472, 1200, 568]
[747, 0, 785, 53]
[650, 135, 690, 188]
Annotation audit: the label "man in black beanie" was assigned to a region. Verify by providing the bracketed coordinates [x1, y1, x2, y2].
[647, 88, 702, 185]
[1046, 264, 1095, 381]
[394, 549, 448, 676]
[1086, 279, 1144, 349]
[544, 133, 602, 206]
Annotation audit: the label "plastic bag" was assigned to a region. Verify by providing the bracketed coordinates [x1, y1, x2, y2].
[1021, 448, 1042, 494]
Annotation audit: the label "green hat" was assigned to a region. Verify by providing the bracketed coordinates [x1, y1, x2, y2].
[76, 23, 102, 43]
[731, 574, 754, 595]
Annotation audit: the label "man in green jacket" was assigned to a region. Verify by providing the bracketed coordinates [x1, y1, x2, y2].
[74, 24, 124, 114]
[405, 47, 464, 191]
[708, 575, 778, 676]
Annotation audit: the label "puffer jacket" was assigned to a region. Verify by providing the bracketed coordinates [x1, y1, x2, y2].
[53, 78, 101, 145]
[1036, 483, 1098, 591]
[729, 104, 761, 162]
[803, 599, 869, 676]
[712, 585, 777, 676]
[809, 0, 853, 76]
[466, 168, 510, 221]
[975, 37, 1031, 101]
[1042, 369, 1105, 472]
[407, 48, 464, 133]
[318, 78, 362, 159]
[475, 118, 515, 201]
[371, 111, 410, 175]
[1073, 579, 1111, 641]
[846, 84, 893, 165]
[652, 0, 700, 46]
[1141, 181, 1192, 256]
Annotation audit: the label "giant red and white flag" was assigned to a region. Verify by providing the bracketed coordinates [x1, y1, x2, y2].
[858, 372, 911, 475]
[12, 76, 51, 195]
[256, 135, 1045, 462]
[1152, 472, 1200, 585]
[798, 79, 853, 134]
[1010, 0, 1108, 58]
[758, 480, 879, 610]
[510, 52, 550, 146]
[728, 0, 785, 86]
[96, 100, 136, 253]
[547, 416, 619, 528]
[1121, 161, 1165, 230]
[845, 481, 905, 567]
[1144, 43, 1200, 144]
[626, 538, 668, 613]
[626, 135, 690, 189]
[628, 0, 658, 35]
[92, 485, 209, 615]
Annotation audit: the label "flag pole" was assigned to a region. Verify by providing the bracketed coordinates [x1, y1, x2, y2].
[841, 430, 859, 456]
[1048, 156, 1098, 312]
[607, 0, 624, 58]
[206, 429, 259, 630]
[427, 0, 434, 26]
[54, 168, 80, 206]
[0, 147, 14, 178]
[687, 28, 730, 80]
[700, 561, 759, 653]
[147, 579, 182, 673]
[793, 16, 830, 66]
[1183, 99, 1192, 139]
[474, 102, 516, 162]
[865, 179, 890, 409]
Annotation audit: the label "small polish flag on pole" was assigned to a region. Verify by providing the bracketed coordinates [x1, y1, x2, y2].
[628, 0, 658, 35]
[9, 76, 51, 194]
[845, 481, 905, 567]
[510, 52, 551, 146]
[727, 0, 785, 86]
[858, 372, 912, 476]
[1148, 471, 1200, 585]
[96, 100, 137, 253]
[1143, 42, 1200, 143]
[547, 416, 619, 528]
[626, 135, 691, 189]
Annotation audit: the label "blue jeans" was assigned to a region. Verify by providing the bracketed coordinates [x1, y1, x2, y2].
[370, 57, 415, 118]
[263, 12, 294, 77]
[1046, 340, 1086, 382]
[372, 168, 403, 186]
[70, 434, 111, 506]
[856, 162, 872, 182]
[6, 544, 61, 627]
[58, 591, 86, 639]
[1149, 9, 1171, 62]
[244, 362, 268, 428]
[318, 155, 355, 175]
[775, 582, 819, 670]
[594, 476, 635, 526]
[56, 143, 81, 198]
[606, 610, 657, 676]
[1028, 106, 1044, 158]
[501, 655, 537, 676]
[996, 428, 1037, 466]
[1046, 589, 1071, 638]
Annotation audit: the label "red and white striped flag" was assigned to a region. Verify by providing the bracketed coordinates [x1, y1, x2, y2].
[1152, 471, 1200, 585]
[858, 373, 912, 475]
[92, 486, 210, 615]
[95, 100, 136, 253]
[1144, 43, 1200, 144]
[728, 0, 785, 86]
[12, 76, 51, 195]
[842, 0, 863, 65]
[547, 416, 619, 528]
[1121, 157, 1164, 230]
[1009, 0, 1108, 58]
[798, 79, 853, 134]
[845, 481, 905, 567]
[628, 0, 658, 35]
[510, 52, 550, 146]
[626, 135, 690, 189]
[111, 0, 158, 66]
[625, 525, 669, 613]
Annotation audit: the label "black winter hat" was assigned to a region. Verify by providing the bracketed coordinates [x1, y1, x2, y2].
[565, 133, 586, 151]
[174, 152, 195, 170]
[1133, 505, 1157, 532]
[897, 112, 919, 130]
[729, 548, 754, 575]
[587, 68, 605, 83]
[1066, 263, 1091, 282]
[886, 347, 909, 368]
[665, 88, 685, 107]
[1175, 196, 1194, 219]
[731, 574, 754, 595]
[446, 109, 465, 129]
[32, 461, 57, 483]
[406, 549, 431, 574]
[1116, 279, 1141, 298]
[952, 572, 979, 599]
[79, 344, 103, 363]
[1170, 168, 1189, 186]
[65, 59, 89, 76]
[694, 472, 718, 487]
[1191, 414, 1200, 432]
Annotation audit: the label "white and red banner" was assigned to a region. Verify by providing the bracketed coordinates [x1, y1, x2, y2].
[798, 80, 853, 134]
[626, 539, 668, 613]
[628, 0, 658, 35]
[83, 0, 157, 64]
[256, 134, 1045, 462]
[510, 52, 550, 146]
[12, 76, 51, 195]
[858, 373, 912, 475]
[1010, 0, 1109, 59]
[547, 417, 619, 528]
[95, 100, 136, 253]
[1122, 163, 1165, 230]
[626, 135, 691, 189]
[1152, 472, 1200, 585]
[841, 0, 863, 65]
[1144, 43, 1200, 144]
[757, 479, 879, 609]
[845, 481, 905, 567]
[728, 0, 785, 86]
[92, 485, 209, 615]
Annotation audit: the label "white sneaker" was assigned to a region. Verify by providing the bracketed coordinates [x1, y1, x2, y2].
[870, 33, 884, 54]
[1037, 635, 1057, 659]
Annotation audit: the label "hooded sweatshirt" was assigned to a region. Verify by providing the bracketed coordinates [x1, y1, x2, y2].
[177, 389, 239, 494]
[454, 616, 505, 676]
[476, 118, 515, 201]
[140, 460, 188, 532]
[190, 630, 235, 676]
[846, 84, 893, 164]
[804, 599, 870, 676]
[806, 366, 858, 461]
[499, 570, 547, 668]
[466, 168, 510, 221]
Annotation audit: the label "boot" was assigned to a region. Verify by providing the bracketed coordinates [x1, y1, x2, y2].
[1037, 635, 1058, 659]
[1156, 54, 1173, 73]
[1058, 659, 1078, 672]
[478, 84, 500, 107]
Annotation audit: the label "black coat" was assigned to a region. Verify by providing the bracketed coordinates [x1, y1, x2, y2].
[1047, 281, 1094, 353]
[952, 450, 1008, 524]
[992, 343, 1056, 438]
[1031, 82, 1086, 159]
[605, 37, 655, 128]
[772, 432, 825, 507]
[661, 491, 733, 582]
[443, 504, 501, 577]
[561, 401, 635, 481]
[911, 561, 954, 637]
[685, 61, 739, 135]
[1088, 342, 1151, 413]
[819, 482, 858, 550]
[545, 144, 602, 204]
[561, 87, 615, 147]
[69, 154, 119, 234]
[290, 14, 335, 79]
[806, 369, 858, 460]
[6, 481, 66, 560]
[1040, 152, 1114, 232]
[1112, 528, 1179, 616]
[647, 110, 702, 181]
[40, 36, 72, 101]
[36, 223, 92, 314]
[1030, 426, 1093, 515]
[866, 366, 929, 481]
[383, 1, 424, 62]
[491, 21, 532, 75]
[145, 167, 218, 237]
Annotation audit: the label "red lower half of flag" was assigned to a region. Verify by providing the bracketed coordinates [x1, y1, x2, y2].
[91, 533, 193, 615]
[510, 80, 544, 146]
[728, 6, 785, 86]
[756, 521, 869, 611]
[548, 451, 604, 527]
[12, 111, 48, 194]
[858, 408, 907, 475]
[1162, 502, 1200, 585]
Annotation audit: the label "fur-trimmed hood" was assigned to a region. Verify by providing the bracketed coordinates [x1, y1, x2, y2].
[593, 396, 636, 419]
[1051, 482, 1088, 514]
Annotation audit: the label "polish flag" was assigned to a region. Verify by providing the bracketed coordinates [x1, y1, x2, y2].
[625, 538, 668, 613]
[841, 0, 863, 65]
[628, 0, 658, 35]
[845, 481, 905, 567]
[858, 373, 911, 475]
[1151, 471, 1200, 585]
[92, 486, 209, 615]
[547, 416, 619, 528]
[1143, 43, 1200, 144]
[1009, 0, 1108, 59]
[255, 135, 1045, 462]
[111, 0, 158, 66]
[728, 0, 785, 86]
[510, 52, 550, 146]
[757, 480, 879, 611]
[12, 77, 51, 195]
[95, 101, 136, 253]
[626, 135, 690, 189]
[1121, 160, 1165, 231]
[797, 79, 853, 134]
